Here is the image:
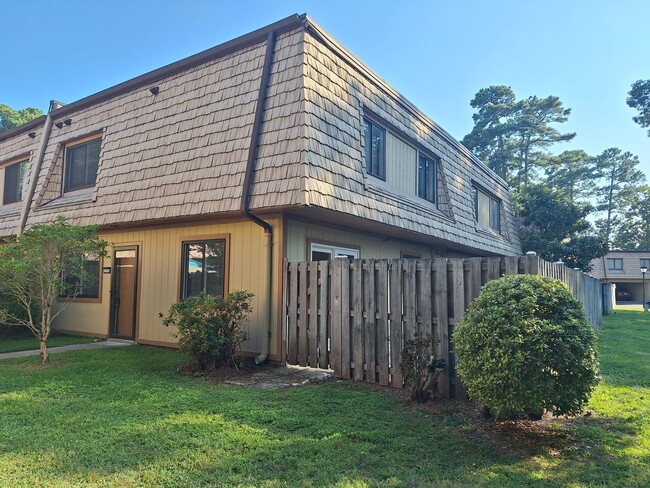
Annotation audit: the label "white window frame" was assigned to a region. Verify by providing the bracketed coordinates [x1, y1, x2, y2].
[472, 184, 501, 233]
[310, 243, 359, 261]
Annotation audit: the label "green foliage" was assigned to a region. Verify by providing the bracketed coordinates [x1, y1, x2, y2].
[517, 184, 607, 271]
[0, 104, 43, 132]
[462, 85, 575, 190]
[0, 216, 108, 362]
[544, 150, 597, 203]
[462, 86, 518, 181]
[627, 79, 650, 136]
[612, 185, 650, 249]
[0, 289, 29, 329]
[453, 275, 599, 418]
[400, 333, 445, 402]
[164, 291, 253, 371]
[0, 310, 646, 487]
[594, 147, 645, 245]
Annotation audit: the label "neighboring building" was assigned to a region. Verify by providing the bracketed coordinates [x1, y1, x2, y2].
[591, 251, 650, 303]
[0, 14, 521, 360]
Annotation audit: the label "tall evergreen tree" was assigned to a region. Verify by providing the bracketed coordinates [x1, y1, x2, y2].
[545, 150, 597, 203]
[611, 185, 650, 250]
[462, 86, 518, 181]
[627, 79, 650, 136]
[512, 96, 575, 190]
[594, 148, 645, 246]
[463, 87, 575, 190]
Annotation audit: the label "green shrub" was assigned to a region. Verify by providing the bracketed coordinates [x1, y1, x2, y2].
[453, 274, 599, 418]
[163, 291, 254, 371]
[400, 333, 445, 402]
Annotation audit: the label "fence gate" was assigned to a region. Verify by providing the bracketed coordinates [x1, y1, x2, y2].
[283, 254, 603, 399]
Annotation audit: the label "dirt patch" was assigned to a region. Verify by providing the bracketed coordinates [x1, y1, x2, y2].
[206, 360, 333, 390]
[360, 380, 592, 457]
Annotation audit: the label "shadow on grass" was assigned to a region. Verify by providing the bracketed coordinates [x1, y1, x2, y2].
[0, 346, 647, 487]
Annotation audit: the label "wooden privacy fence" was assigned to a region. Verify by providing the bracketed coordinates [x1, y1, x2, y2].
[283, 254, 603, 399]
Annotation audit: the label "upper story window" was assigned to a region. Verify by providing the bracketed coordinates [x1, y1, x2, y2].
[311, 242, 359, 261]
[181, 239, 227, 299]
[64, 137, 101, 193]
[2, 160, 27, 205]
[607, 258, 623, 271]
[417, 155, 436, 204]
[640, 259, 650, 270]
[472, 185, 501, 232]
[364, 118, 385, 180]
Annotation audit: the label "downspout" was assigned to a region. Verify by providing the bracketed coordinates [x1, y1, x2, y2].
[241, 31, 277, 364]
[16, 100, 60, 235]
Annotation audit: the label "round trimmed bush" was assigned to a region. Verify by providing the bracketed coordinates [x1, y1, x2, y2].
[453, 274, 599, 418]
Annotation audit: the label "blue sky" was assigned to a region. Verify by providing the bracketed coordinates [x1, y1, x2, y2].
[3, 0, 649, 178]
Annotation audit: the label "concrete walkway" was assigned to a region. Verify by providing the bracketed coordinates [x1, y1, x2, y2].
[0, 339, 134, 360]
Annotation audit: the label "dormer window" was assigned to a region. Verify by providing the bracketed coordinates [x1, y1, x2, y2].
[64, 137, 101, 193]
[417, 154, 436, 204]
[2, 160, 27, 205]
[472, 185, 501, 233]
[364, 118, 386, 180]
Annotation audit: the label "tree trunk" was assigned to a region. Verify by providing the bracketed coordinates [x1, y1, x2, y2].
[606, 171, 615, 244]
[40, 339, 48, 364]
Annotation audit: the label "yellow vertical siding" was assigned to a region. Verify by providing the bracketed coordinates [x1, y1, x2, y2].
[53, 218, 281, 356]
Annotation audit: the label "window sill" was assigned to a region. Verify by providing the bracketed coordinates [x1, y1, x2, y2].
[474, 223, 504, 239]
[365, 176, 453, 222]
[0, 203, 21, 217]
[39, 191, 94, 210]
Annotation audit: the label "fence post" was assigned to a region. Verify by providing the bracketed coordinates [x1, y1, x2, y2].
[330, 258, 343, 377]
[434, 258, 450, 398]
[376, 260, 390, 386]
[318, 261, 330, 369]
[524, 252, 540, 275]
[389, 259, 403, 388]
[307, 261, 319, 368]
[282, 259, 289, 366]
[364, 259, 377, 384]
[298, 262, 308, 367]
[287, 261, 299, 365]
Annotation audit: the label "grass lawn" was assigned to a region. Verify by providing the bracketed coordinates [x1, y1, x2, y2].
[0, 331, 98, 354]
[0, 311, 647, 487]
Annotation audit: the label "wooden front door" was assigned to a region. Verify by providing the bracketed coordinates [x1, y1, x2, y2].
[110, 247, 138, 339]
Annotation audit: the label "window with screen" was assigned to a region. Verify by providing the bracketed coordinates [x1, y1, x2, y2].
[2, 161, 26, 205]
[64, 138, 101, 192]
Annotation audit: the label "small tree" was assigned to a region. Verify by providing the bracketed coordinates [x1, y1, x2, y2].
[453, 275, 599, 419]
[0, 217, 108, 363]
